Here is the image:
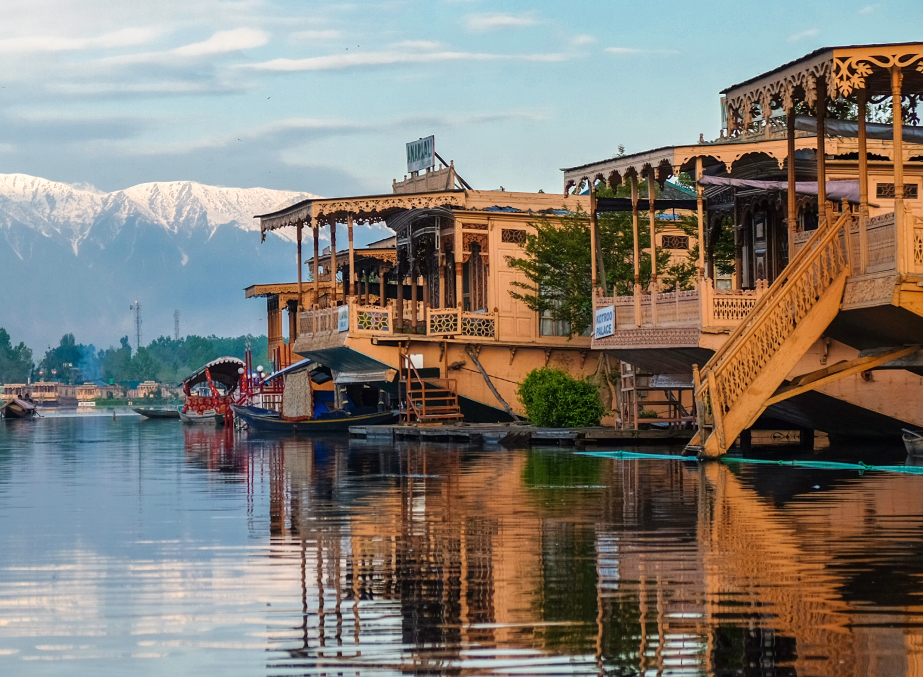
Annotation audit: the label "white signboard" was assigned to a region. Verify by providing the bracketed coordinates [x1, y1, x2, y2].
[337, 305, 350, 332]
[406, 136, 435, 173]
[594, 305, 615, 339]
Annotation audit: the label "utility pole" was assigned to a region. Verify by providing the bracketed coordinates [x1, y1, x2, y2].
[174, 309, 180, 341]
[129, 301, 142, 351]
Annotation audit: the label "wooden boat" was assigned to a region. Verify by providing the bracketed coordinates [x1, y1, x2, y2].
[903, 429, 923, 456]
[230, 404, 396, 432]
[180, 409, 219, 425]
[1, 398, 38, 419]
[133, 407, 181, 419]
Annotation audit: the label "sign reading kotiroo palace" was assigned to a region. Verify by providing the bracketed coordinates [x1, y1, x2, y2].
[406, 136, 435, 173]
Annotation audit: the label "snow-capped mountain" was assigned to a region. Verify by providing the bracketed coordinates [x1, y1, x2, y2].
[0, 173, 391, 352]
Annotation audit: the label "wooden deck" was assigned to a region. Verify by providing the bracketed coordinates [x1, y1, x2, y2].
[348, 423, 695, 448]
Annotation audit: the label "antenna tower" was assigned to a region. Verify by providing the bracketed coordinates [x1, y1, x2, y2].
[174, 309, 180, 341]
[129, 301, 142, 351]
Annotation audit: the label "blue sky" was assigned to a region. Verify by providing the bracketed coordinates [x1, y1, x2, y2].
[1, 0, 920, 196]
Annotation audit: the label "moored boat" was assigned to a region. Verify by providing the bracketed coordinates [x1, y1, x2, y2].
[231, 403, 396, 432]
[181, 357, 246, 426]
[903, 430, 923, 456]
[180, 409, 219, 425]
[133, 407, 181, 420]
[1, 398, 38, 419]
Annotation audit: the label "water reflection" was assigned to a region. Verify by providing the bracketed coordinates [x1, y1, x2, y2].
[3, 418, 923, 675]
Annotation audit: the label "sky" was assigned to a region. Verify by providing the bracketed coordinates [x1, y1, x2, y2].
[0, 1, 921, 197]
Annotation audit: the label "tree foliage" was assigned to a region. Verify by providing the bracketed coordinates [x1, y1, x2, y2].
[0, 328, 33, 383]
[517, 367, 605, 428]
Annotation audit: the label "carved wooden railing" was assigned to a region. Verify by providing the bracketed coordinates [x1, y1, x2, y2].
[353, 304, 393, 335]
[460, 311, 498, 340]
[426, 307, 460, 335]
[695, 210, 853, 451]
[864, 212, 897, 274]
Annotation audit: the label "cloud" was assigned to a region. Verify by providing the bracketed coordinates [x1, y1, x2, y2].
[289, 29, 343, 42]
[604, 46, 679, 56]
[465, 13, 538, 31]
[571, 35, 596, 46]
[859, 4, 876, 12]
[243, 49, 567, 72]
[171, 28, 268, 57]
[391, 40, 441, 50]
[788, 28, 819, 42]
[0, 27, 159, 54]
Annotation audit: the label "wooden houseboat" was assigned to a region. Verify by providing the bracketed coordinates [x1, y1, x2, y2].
[569, 42, 923, 455]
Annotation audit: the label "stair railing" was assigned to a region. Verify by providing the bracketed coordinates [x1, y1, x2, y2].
[696, 207, 854, 449]
[400, 351, 459, 422]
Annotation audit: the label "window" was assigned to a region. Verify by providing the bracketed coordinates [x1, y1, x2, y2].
[876, 183, 919, 199]
[661, 234, 690, 250]
[501, 228, 527, 244]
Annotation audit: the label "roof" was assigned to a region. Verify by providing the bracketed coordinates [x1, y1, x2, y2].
[183, 357, 245, 390]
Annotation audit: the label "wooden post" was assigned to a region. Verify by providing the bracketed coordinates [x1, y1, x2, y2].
[296, 222, 303, 311]
[455, 262, 463, 309]
[631, 173, 641, 326]
[347, 213, 356, 297]
[787, 107, 797, 260]
[647, 166, 658, 325]
[312, 216, 320, 309]
[330, 222, 337, 306]
[891, 65, 907, 272]
[410, 260, 419, 332]
[695, 157, 705, 279]
[396, 258, 404, 331]
[857, 88, 869, 275]
[816, 78, 827, 213]
[379, 262, 386, 307]
[590, 182, 598, 291]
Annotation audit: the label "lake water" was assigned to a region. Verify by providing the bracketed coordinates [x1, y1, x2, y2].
[2, 413, 923, 675]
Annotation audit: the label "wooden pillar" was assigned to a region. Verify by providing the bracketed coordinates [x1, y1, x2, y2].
[647, 166, 658, 325]
[858, 88, 869, 274]
[347, 213, 356, 297]
[410, 260, 419, 331]
[816, 78, 827, 213]
[891, 65, 907, 272]
[695, 157, 705, 279]
[379, 262, 386, 307]
[296, 222, 303, 311]
[787, 107, 797, 259]
[312, 216, 320, 308]
[590, 182, 598, 291]
[455, 262, 463, 308]
[422, 266, 430, 311]
[733, 189, 742, 290]
[438, 255, 446, 309]
[330, 222, 338, 306]
[396, 257, 404, 330]
[631, 173, 641, 326]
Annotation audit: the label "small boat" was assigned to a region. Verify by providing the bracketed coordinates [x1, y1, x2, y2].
[231, 404, 396, 432]
[180, 409, 219, 425]
[903, 429, 923, 456]
[133, 407, 181, 420]
[1, 398, 38, 419]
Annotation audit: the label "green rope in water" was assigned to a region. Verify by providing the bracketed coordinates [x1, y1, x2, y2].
[579, 450, 923, 476]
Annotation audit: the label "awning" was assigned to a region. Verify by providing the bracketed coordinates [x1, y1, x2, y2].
[183, 357, 245, 390]
[698, 176, 862, 204]
[596, 197, 699, 213]
[794, 114, 923, 143]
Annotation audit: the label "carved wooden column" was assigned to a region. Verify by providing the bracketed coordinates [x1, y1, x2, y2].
[816, 77, 827, 213]
[455, 262, 463, 309]
[395, 256, 404, 331]
[347, 213, 356, 297]
[410, 260, 419, 332]
[379, 262, 386, 307]
[330, 222, 337, 306]
[631, 173, 641, 327]
[296, 221, 303, 311]
[647, 165, 658, 326]
[438, 252, 446, 309]
[312, 215, 320, 309]
[590, 182, 598, 291]
[695, 157, 705, 279]
[891, 65, 907, 272]
[858, 87, 869, 274]
[787, 106, 797, 260]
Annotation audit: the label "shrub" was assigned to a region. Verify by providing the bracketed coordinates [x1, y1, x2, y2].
[517, 367, 605, 428]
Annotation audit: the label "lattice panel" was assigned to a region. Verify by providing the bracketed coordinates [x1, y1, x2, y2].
[866, 214, 897, 272]
[710, 221, 849, 417]
[462, 223, 488, 231]
[712, 297, 758, 322]
[501, 228, 527, 244]
[428, 309, 459, 335]
[914, 229, 923, 267]
[661, 235, 690, 250]
[356, 307, 391, 333]
[463, 232, 488, 252]
[460, 314, 496, 339]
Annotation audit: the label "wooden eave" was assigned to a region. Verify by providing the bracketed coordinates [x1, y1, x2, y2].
[306, 247, 398, 268]
[245, 282, 302, 298]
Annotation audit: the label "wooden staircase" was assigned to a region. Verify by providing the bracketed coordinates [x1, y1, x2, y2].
[400, 353, 463, 423]
[689, 208, 855, 457]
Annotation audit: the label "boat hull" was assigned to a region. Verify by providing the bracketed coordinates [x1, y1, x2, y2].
[133, 408, 181, 420]
[904, 433, 923, 456]
[1, 399, 38, 419]
[180, 410, 219, 425]
[231, 405, 396, 432]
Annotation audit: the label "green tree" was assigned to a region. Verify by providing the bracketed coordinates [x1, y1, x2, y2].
[0, 328, 33, 383]
[38, 334, 83, 383]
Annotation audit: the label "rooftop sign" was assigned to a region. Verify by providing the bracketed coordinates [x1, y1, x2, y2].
[406, 136, 435, 173]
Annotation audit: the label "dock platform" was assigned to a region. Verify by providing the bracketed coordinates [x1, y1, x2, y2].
[348, 423, 695, 448]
